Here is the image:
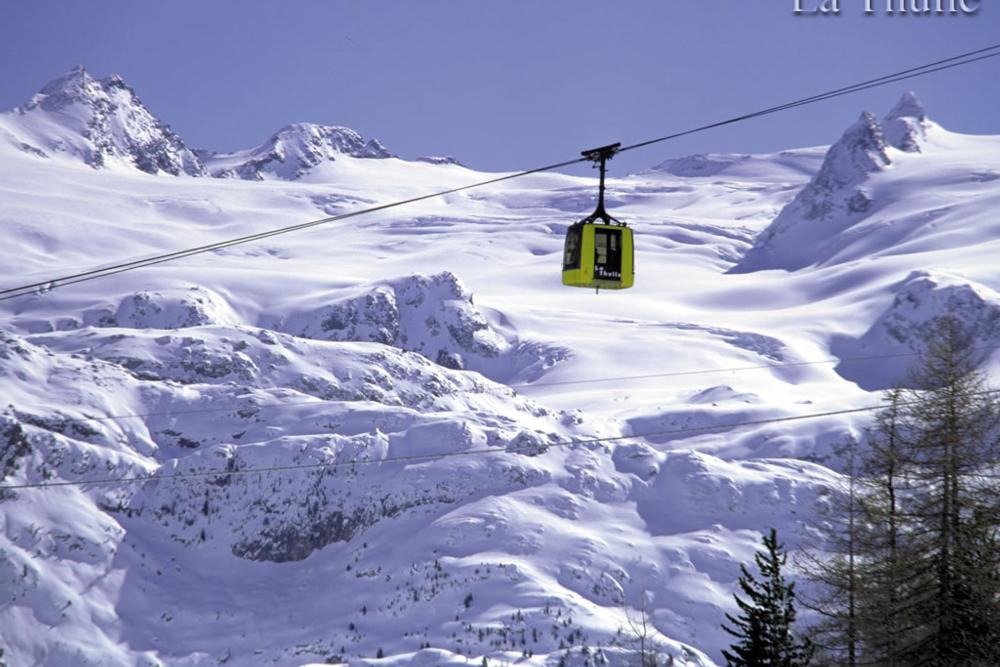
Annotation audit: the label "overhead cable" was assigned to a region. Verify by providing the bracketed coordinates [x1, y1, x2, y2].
[2, 43, 999, 302]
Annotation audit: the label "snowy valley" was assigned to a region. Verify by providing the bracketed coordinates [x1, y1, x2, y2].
[1, 67, 1000, 666]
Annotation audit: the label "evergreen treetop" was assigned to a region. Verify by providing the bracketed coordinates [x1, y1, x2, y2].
[722, 528, 812, 667]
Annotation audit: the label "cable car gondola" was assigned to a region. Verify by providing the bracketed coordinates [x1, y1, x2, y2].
[562, 142, 634, 292]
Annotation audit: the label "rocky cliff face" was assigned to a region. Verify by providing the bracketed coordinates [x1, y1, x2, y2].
[277, 271, 568, 382]
[833, 270, 1000, 390]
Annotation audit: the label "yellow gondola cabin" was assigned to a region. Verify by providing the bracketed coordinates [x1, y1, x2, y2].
[562, 142, 634, 291]
[562, 221, 634, 289]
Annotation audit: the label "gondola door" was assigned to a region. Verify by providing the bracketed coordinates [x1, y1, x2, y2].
[593, 226, 622, 282]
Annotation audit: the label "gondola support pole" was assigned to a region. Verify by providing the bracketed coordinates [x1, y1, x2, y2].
[581, 142, 622, 225]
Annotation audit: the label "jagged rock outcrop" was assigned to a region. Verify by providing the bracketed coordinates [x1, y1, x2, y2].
[833, 270, 1000, 389]
[883, 91, 930, 153]
[278, 271, 567, 380]
[731, 111, 892, 273]
[203, 122, 392, 180]
[102, 286, 241, 329]
[6, 66, 206, 175]
[415, 155, 462, 166]
[12, 287, 243, 333]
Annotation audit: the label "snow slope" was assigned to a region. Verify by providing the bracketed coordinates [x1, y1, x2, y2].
[2, 70, 1000, 667]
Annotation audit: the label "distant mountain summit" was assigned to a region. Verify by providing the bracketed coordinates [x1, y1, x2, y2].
[794, 110, 892, 207]
[729, 93, 945, 274]
[202, 122, 392, 180]
[0, 67, 411, 180]
[883, 90, 932, 153]
[6, 66, 206, 176]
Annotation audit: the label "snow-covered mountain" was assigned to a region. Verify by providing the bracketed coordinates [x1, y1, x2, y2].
[415, 155, 463, 166]
[202, 123, 392, 181]
[0, 68, 401, 181]
[882, 90, 933, 153]
[0, 66, 205, 176]
[2, 72, 1000, 667]
[730, 92, 1000, 273]
[832, 270, 1000, 390]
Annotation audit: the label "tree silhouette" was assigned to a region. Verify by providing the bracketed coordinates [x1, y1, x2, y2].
[722, 528, 812, 666]
[802, 317, 1000, 666]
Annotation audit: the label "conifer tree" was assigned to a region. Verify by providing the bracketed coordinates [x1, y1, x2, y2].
[722, 528, 813, 667]
[949, 505, 1000, 664]
[901, 317, 1000, 666]
[804, 317, 1000, 666]
[852, 386, 925, 667]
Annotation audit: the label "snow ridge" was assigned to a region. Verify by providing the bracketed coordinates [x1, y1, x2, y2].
[650, 153, 754, 177]
[204, 122, 392, 180]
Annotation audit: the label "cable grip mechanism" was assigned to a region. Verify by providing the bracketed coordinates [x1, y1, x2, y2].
[580, 142, 622, 226]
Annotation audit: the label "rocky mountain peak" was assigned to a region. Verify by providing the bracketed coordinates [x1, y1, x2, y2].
[729, 111, 892, 273]
[781, 110, 891, 217]
[273, 122, 391, 158]
[8, 67, 456, 181]
[813, 111, 892, 190]
[204, 122, 392, 180]
[883, 91, 930, 153]
[13, 67, 206, 176]
[25, 65, 101, 113]
[886, 91, 926, 121]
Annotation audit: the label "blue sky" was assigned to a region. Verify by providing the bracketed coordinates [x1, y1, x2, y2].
[1, 1, 997, 174]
